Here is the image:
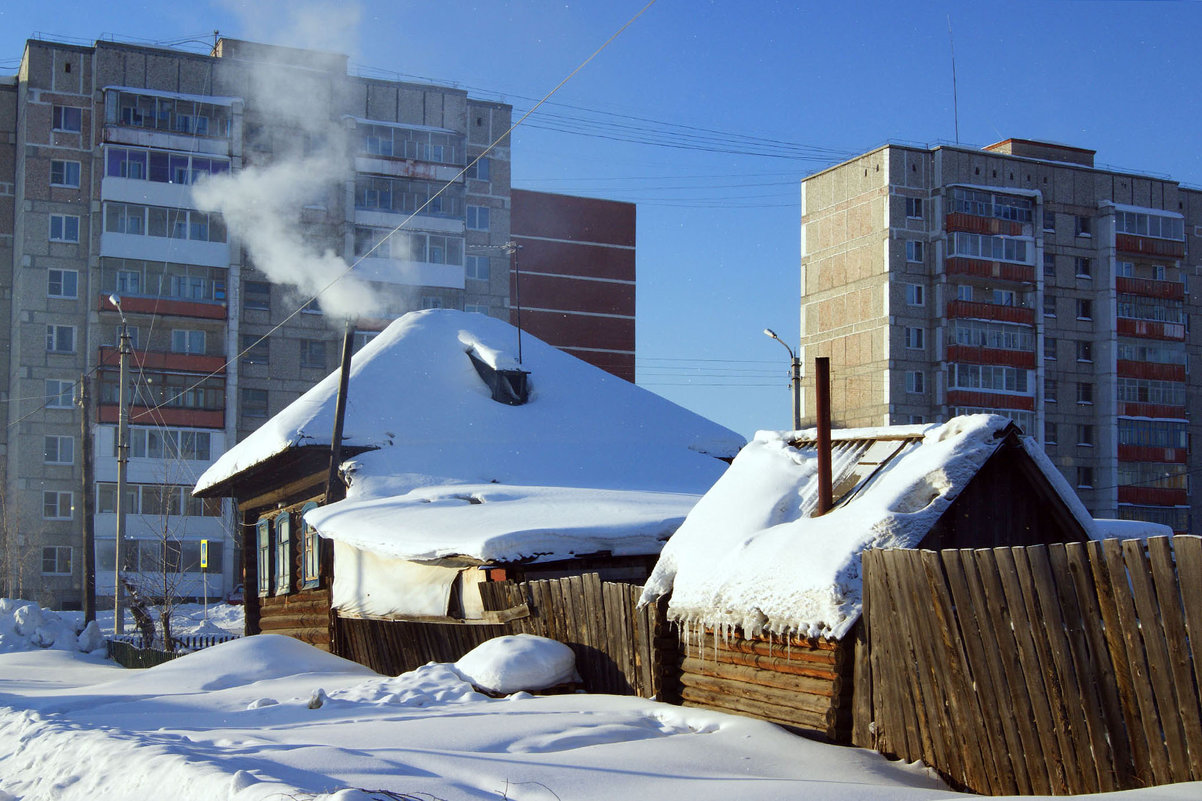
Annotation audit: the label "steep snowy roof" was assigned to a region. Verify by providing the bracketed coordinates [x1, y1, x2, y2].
[640, 415, 1099, 641]
[196, 310, 743, 562]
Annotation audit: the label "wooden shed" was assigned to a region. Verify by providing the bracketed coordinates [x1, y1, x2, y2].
[641, 416, 1095, 741]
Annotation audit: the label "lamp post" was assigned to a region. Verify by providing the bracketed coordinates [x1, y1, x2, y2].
[109, 294, 131, 635]
[763, 328, 801, 431]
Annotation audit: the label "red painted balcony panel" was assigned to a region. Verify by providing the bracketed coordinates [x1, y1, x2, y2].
[1115, 276, 1185, 300]
[946, 300, 1035, 326]
[1116, 360, 1186, 381]
[98, 405, 224, 429]
[99, 346, 226, 374]
[1121, 402, 1186, 419]
[946, 390, 1035, 411]
[947, 345, 1035, 370]
[1118, 445, 1188, 464]
[1116, 318, 1186, 341]
[98, 294, 227, 321]
[945, 257, 1035, 284]
[1116, 233, 1185, 259]
[944, 213, 1023, 237]
[1117, 486, 1189, 507]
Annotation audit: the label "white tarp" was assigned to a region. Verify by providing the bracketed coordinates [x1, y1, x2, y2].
[331, 541, 461, 619]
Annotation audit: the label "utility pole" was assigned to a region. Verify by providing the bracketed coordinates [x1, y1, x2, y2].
[78, 374, 96, 623]
[112, 296, 131, 635]
[763, 328, 802, 431]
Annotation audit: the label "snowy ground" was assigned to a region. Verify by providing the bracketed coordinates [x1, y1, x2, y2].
[66, 602, 246, 640]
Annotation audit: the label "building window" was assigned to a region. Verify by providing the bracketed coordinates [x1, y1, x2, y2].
[423, 296, 444, 310]
[256, 518, 271, 597]
[1115, 210, 1184, 241]
[1076, 299, 1092, 320]
[992, 289, 1016, 307]
[951, 319, 1033, 351]
[52, 105, 82, 132]
[949, 363, 1031, 393]
[122, 427, 211, 460]
[905, 197, 923, 219]
[464, 303, 488, 315]
[1117, 261, 1134, 278]
[906, 371, 925, 394]
[171, 329, 206, 355]
[50, 160, 81, 188]
[1078, 424, 1095, 446]
[43, 491, 73, 520]
[105, 147, 229, 184]
[42, 546, 72, 575]
[1076, 340, 1093, 362]
[1043, 296, 1056, 317]
[1045, 422, 1057, 445]
[1077, 466, 1094, 488]
[465, 157, 490, 181]
[466, 255, 490, 281]
[49, 214, 80, 243]
[1043, 211, 1055, 232]
[1077, 382, 1093, 405]
[957, 285, 973, 302]
[46, 325, 75, 353]
[950, 232, 1031, 264]
[909, 415, 926, 424]
[905, 240, 924, 263]
[240, 334, 269, 366]
[1044, 338, 1057, 360]
[466, 205, 490, 231]
[242, 388, 269, 418]
[1075, 257, 1092, 278]
[905, 283, 924, 306]
[274, 514, 291, 595]
[1075, 216, 1091, 236]
[1153, 264, 1167, 281]
[904, 327, 925, 350]
[48, 269, 78, 299]
[46, 379, 75, 409]
[44, 435, 74, 465]
[112, 325, 140, 349]
[301, 501, 320, 588]
[352, 331, 377, 352]
[1046, 380, 1058, 403]
[244, 281, 271, 311]
[102, 203, 226, 243]
[300, 339, 327, 369]
[1043, 253, 1056, 277]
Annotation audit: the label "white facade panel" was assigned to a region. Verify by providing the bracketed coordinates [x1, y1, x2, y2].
[101, 176, 196, 209]
[100, 231, 231, 268]
[353, 257, 465, 289]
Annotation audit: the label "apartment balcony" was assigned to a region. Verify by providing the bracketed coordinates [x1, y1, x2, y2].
[1115, 275, 1185, 300]
[1118, 445, 1187, 463]
[98, 346, 226, 375]
[1117, 359, 1186, 382]
[1115, 318, 1186, 341]
[97, 404, 224, 429]
[946, 300, 1035, 326]
[945, 257, 1035, 285]
[103, 124, 232, 157]
[946, 389, 1034, 411]
[1117, 486, 1189, 507]
[946, 345, 1035, 370]
[1116, 233, 1185, 259]
[98, 294, 227, 321]
[1119, 401, 1187, 419]
[945, 213, 1024, 237]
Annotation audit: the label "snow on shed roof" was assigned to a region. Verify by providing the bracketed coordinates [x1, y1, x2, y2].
[640, 415, 1099, 642]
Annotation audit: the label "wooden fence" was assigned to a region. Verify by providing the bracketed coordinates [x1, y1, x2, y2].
[860, 536, 1202, 795]
[335, 574, 676, 698]
[107, 632, 241, 668]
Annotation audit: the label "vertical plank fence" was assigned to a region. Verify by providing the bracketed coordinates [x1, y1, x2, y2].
[861, 536, 1202, 794]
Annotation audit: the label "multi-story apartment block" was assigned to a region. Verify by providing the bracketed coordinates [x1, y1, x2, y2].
[0, 36, 514, 608]
[801, 138, 1200, 533]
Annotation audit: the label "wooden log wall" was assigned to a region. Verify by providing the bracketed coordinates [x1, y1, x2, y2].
[334, 574, 674, 698]
[860, 536, 1202, 795]
[259, 588, 331, 650]
[676, 628, 854, 741]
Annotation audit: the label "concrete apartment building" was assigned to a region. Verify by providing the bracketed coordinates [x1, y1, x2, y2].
[800, 138, 1201, 533]
[0, 36, 515, 608]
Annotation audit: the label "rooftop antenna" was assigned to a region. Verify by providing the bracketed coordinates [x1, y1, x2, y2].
[947, 15, 960, 145]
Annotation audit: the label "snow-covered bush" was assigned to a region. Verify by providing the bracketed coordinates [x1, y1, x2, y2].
[0, 598, 106, 654]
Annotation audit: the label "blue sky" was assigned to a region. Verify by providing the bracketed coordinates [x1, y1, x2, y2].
[4, 1, 1201, 438]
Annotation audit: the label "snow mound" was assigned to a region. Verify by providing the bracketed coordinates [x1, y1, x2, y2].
[454, 634, 580, 694]
[332, 663, 486, 707]
[0, 598, 107, 655]
[1093, 518, 1174, 541]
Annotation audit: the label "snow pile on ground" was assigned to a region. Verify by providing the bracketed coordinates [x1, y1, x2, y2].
[642, 416, 1030, 640]
[0, 599, 105, 655]
[454, 634, 580, 694]
[60, 602, 245, 644]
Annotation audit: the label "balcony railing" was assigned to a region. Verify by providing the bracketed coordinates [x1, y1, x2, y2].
[1116, 318, 1186, 341]
[1116, 233, 1185, 259]
[946, 300, 1035, 326]
[1115, 275, 1185, 300]
[1116, 360, 1186, 382]
[1120, 401, 1187, 420]
[946, 345, 1035, 370]
[946, 389, 1034, 411]
[1118, 444, 1187, 464]
[98, 294, 227, 321]
[945, 213, 1025, 237]
[1117, 486, 1189, 507]
[97, 405, 224, 429]
[946, 257, 1036, 284]
[99, 346, 226, 375]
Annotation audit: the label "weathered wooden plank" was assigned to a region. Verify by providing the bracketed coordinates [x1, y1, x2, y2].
[692, 634, 843, 666]
[1175, 536, 1202, 775]
[679, 670, 839, 715]
[680, 656, 841, 697]
[881, 550, 939, 767]
[679, 682, 837, 736]
[870, 549, 923, 762]
[942, 549, 1022, 795]
[850, 617, 873, 748]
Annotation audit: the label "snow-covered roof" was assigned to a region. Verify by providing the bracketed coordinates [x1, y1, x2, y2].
[640, 415, 1098, 641]
[196, 309, 743, 562]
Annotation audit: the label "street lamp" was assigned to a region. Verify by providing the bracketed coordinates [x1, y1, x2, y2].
[109, 295, 132, 635]
[763, 328, 801, 431]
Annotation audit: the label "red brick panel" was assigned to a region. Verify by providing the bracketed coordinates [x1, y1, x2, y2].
[1115, 318, 1186, 341]
[98, 294, 227, 320]
[569, 350, 635, 382]
[1115, 276, 1185, 300]
[517, 308, 635, 354]
[1120, 402, 1186, 419]
[1117, 486, 1189, 507]
[98, 404, 224, 429]
[946, 345, 1035, 370]
[512, 189, 635, 247]
[945, 257, 1035, 284]
[512, 237, 635, 282]
[99, 346, 226, 374]
[1116, 360, 1186, 381]
[946, 390, 1035, 411]
[515, 272, 634, 317]
[1118, 445, 1187, 463]
[944, 213, 1023, 237]
[946, 300, 1035, 325]
[1116, 234, 1185, 259]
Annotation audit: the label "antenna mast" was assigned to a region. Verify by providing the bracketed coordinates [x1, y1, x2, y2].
[948, 15, 960, 145]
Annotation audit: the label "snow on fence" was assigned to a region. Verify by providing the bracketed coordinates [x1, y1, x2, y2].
[335, 574, 675, 698]
[860, 536, 1202, 795]
[108, 632, 241, 669]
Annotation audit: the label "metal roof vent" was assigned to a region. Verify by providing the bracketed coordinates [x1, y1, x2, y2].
[468, 352, 530, 405]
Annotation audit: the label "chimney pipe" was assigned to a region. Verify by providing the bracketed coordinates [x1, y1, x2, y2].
[325, 320, 356, 504]
[815, 357, 833, 516]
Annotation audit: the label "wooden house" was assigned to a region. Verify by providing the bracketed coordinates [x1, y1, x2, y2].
[640, 415, 1097, 741]
[193, 309, 742, 675]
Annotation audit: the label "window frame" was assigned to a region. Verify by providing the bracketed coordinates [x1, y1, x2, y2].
[273, 514, 292, 596]
[43, 491, 74, 520]
[466, 205, 490, 231]
[301, 501, 321, 589]
[905, 283, 924, 306]
[52, 105, 82, 132]
[299, 339, 327, 369]
[905, 239, 924, 263]
[906, 370, 925, 394]
[44, 435, 74, 465]
[256, 518, 272, 597]
[42, 546, 73, 576]
[47, 269, 79, 299]
[46, 325, 76, 353]
[49, 214, 80, 243]
[50, 159, 82, 188]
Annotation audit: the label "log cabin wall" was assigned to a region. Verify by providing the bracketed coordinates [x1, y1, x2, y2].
[675, 628, 855, 742]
